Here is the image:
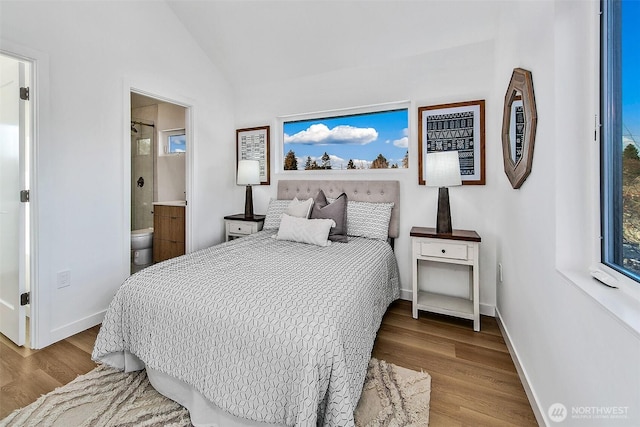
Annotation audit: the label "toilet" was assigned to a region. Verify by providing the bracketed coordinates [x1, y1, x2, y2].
[131, 228, 154, 266]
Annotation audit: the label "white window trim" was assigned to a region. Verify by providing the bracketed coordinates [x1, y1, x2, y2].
[274, 100, 411, 174]
[159, 128, 186, 156]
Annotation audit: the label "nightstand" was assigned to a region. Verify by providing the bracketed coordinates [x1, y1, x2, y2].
[224, 214, 265, 241]
[410, 226, 481, 331]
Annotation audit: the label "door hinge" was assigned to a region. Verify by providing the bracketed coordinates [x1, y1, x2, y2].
[19, 87, 29, 101]
[20, 292, 30, 306]
[20, 190, 29, 203]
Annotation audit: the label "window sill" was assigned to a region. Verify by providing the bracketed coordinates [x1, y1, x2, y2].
[558, 267, 640, 338]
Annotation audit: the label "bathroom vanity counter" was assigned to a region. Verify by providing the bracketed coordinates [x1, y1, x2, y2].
[153, 200, 186, 207]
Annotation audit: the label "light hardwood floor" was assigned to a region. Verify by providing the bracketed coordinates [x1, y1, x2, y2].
[372, 300, 537, 426]
[0, 300, 537, 425]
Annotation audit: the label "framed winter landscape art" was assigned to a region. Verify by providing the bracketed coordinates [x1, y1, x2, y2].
[236, 126, 270, 185]
[418, 100, 486, 185]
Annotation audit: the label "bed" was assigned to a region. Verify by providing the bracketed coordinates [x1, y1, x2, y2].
[92, 180, 400, 427]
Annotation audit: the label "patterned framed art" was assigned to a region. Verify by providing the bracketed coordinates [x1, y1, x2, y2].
[236, 126, 270, 185]
[418, 100, 486, 185]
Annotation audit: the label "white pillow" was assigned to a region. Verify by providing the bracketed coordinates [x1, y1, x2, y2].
[275, 214, 335, 247]
[285, 197, 314, 218]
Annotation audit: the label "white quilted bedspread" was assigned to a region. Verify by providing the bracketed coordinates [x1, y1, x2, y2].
[92, 230, 400, 426]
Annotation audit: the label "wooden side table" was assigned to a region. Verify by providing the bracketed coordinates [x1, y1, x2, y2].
[410, 226, 481, 331]
[224, 214, 265, 241]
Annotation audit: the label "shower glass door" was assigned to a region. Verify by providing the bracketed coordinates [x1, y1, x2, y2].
[131, 121, 154, 231]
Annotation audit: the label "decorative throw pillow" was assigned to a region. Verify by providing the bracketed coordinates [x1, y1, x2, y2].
[346, 201, 394, 241]
[275, 214, 335, 247]
[310, 190, 348, 242]
[285, 197, 314, 218]
[263, 199, 291, 230]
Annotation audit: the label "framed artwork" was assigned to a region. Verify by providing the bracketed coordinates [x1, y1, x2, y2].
[236, 126, 270, 185]
[418, 100, 486, 185]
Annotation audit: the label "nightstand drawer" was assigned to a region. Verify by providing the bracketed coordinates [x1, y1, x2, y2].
[223, 214, 265, 242]
[420, 241, 468, 260]
[227, 221, 255, 235]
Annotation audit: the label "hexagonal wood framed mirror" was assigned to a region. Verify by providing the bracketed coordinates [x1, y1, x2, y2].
[501, 68, 537, 189]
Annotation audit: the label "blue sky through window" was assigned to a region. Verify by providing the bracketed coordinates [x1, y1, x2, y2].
[620, 0, 640, 278]
[623, 0, 640, 151]
[283, 109, 409, 170]
[168, 134, 186, 153]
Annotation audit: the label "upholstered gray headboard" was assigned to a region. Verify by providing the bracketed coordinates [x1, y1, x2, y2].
[277, 180, 400, 239]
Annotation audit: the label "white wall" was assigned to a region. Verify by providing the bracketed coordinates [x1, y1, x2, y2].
[0, 0, 237, 347]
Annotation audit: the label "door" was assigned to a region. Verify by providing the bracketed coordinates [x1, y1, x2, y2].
[0, 54, 28, 346]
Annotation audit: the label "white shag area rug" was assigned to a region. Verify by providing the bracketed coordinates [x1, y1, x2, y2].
[1, 358, 431, 427]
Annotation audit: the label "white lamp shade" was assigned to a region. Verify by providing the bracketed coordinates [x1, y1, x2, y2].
[425, 151, 462, 187]
[237, 160, 261, 185]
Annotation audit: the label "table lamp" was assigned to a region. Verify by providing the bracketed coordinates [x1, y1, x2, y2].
[237, 159, 260, 218]
[425, 151, 462, 234]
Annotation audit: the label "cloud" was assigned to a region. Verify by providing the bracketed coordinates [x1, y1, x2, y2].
[385, 128, 409, 148]
[392, 136, 408, 148]
[328, 154, 346, 164]
[284, 123, 378, 145]
[349, 158, 373, 169]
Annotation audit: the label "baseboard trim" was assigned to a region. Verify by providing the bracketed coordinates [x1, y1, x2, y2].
[495, 307, 546, 426]
[46, 310, 106, 348]
[398, 292, 495, 317]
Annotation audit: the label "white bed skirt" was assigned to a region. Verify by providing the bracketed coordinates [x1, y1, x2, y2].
[100, 351, 282, 427]
[146, 367, 283, 427]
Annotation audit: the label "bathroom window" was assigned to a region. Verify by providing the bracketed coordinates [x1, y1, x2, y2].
[162, 129, 186, 155]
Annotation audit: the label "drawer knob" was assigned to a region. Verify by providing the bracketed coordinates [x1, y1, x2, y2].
[441, 249, 446, 253]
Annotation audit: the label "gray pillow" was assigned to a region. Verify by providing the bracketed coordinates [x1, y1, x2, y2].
[310, 190, 348, 242]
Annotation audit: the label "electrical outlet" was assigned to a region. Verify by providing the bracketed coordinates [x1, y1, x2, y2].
[57, 270, 71, 288]
[498, 263, 503, 283]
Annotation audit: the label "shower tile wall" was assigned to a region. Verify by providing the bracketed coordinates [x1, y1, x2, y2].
[131, 105, 157, 231]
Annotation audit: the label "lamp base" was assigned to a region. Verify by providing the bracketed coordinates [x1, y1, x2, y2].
[244, 185, 254, 219]
[436, 187, 452, 234]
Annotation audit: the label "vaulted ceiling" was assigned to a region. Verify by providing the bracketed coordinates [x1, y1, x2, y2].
[166, 1, 500, 90]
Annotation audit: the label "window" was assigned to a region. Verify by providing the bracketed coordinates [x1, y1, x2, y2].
[281, 103, 409, 171]
[601, 0, 640, 282]
[161, 129, 186, 155]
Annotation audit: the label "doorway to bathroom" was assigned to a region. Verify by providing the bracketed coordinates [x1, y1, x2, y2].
[130, 91, 189, 274]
